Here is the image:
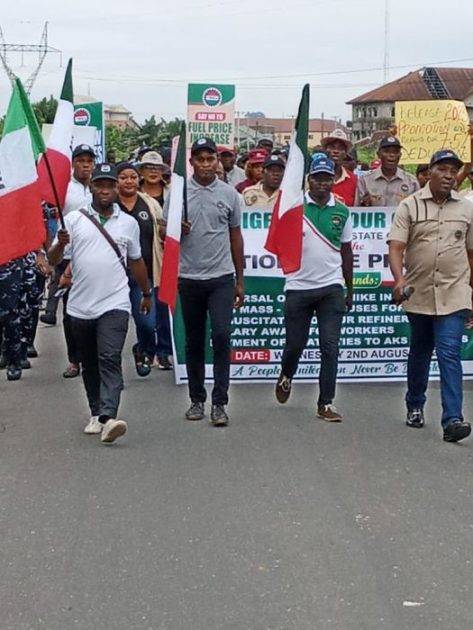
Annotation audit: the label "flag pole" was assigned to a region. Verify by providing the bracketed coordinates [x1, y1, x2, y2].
[42, 153, 66, 229]
[182, 122, 188, 223]
[183, 178, 188, 223]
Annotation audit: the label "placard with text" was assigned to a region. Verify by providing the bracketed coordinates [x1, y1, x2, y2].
[171, 207, 473, 383]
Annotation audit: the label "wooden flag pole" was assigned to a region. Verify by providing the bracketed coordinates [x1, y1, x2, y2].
[42, 152, 66, 230]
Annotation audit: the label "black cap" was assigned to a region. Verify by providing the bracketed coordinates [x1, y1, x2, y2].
[429, 149, 463, 169]
[257, 138, 274, 148]
[116, 161, 139, 176]
[378, 136, 402, 150]
[91, 163, 118, 182]
[191, 137, 217, 155]
[264, 154, 286, 169]
[72, 144, 96, 159]
[415, 163, 429, 175]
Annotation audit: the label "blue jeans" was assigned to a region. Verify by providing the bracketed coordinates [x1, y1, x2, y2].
[129, 279, 172, 360]
[155, 286, 172, 358]
[406, 310, 469, 426]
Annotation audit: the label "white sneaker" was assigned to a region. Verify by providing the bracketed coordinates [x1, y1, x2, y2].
[84, 416, 103, 434]
[101, 419, 127, 443]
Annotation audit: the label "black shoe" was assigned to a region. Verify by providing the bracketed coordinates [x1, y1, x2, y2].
[0, 353, 7, 370]
[406, 408, 424, 428]
[443, 419, 472, 443]
[132, 346, 151, 377]
[185, 402, 205, 421]
[210, 404, 229, 427]
[20, 358, 31, 369]
[6, 365, 22, 381]
[275, 372, 292, 404]
[27, 344, 38, 358]
[157, 355, 173, 370]
[39, 313, 57, 326]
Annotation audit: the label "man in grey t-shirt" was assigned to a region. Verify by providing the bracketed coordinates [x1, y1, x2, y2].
[164, 137, 245, 426]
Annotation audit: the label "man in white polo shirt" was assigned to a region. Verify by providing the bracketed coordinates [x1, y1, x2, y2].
[48, 164, 152, 443]
[275, 155, 353, 421]
[41, 143, 96, 379]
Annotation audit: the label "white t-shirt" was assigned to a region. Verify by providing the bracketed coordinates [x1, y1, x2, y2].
[57, 204, 142, 319]
[285, 192, 352, 291]
[63, 177, 92, 216]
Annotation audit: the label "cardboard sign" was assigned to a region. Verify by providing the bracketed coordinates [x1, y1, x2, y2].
[187, 84, 235, 150]
[395, 100, 471, 164]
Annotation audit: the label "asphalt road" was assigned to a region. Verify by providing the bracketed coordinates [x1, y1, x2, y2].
[1, 321, 473, 630]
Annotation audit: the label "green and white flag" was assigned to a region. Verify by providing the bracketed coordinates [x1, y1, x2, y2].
[0, 78, 45, 264]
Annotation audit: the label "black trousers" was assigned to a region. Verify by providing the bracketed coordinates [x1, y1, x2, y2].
[281, 284, 346, 406]
[71, 309, 129, 420]
[44, 265, 61, 317]
[63, 289, 80, 364]
[45, 260, 79, 364]
[178, 274, 234, 406]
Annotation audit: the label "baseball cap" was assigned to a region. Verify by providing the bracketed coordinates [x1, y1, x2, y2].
[257, 138, 274, 148]
[116, 161, 139, 176]
[429, 149, 463, 169]
[137, 145, 152, 158]
[378, 136, 402, 150]
[72, 144, 96, 159]
[248, 149, 268, 164]
[415, 163, 429, 175]
[218, 146, 235, 156]
[139, 151, 164, 167]
[191, 137, 217, 155]
[309, 155, 335, 176]
[91, 163, 118, 182]
[321, 128, 351, 150]
[311, 150, 327, 161]
[264, 154, 286, 169]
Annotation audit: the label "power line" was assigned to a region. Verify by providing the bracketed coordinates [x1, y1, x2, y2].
[67, 56, 473, 88]
[0, 22, 62, 94]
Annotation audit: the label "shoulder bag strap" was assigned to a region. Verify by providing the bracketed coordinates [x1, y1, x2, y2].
[79, 208, 127, 272]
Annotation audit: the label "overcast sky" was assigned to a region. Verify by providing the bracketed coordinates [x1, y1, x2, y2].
[1, 0, 472, 124]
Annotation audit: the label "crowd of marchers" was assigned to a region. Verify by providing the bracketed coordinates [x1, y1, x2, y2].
[2, 128, 473, 445]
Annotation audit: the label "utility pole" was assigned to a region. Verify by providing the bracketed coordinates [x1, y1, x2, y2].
[0, 22, 62, 94]
[383, 0, 390, 83]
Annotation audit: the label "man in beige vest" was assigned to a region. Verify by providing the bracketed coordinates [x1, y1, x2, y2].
[388, 150, 473, 443]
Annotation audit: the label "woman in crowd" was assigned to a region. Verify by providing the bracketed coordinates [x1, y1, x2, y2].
[116, 162, 172, 375]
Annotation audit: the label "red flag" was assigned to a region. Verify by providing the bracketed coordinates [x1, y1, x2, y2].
[265, 84, 309, 273]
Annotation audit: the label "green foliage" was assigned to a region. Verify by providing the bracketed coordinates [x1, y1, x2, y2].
[356, 146, 376, 166]
[0, 95, 57, 138]
[32, 96, 58, 125]
[105, 116, 185, 160]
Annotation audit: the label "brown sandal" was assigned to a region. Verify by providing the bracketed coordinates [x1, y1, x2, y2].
[63, 364, 80, 378]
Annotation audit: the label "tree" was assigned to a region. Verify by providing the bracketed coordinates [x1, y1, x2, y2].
[33, 96, 58, 126]
[105, 116, 185, 160]
[0, 95, 58, 138]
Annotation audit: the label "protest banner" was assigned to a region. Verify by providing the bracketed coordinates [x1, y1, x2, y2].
[171, 206, 473, 384]
[187, 84, 235, 150]
[395, 100, 471, 164]
[73, 101, 105, 162]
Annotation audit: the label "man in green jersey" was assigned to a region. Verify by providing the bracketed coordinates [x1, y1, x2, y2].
[275, 155, 354, 421]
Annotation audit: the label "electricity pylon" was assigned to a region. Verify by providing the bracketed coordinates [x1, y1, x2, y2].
[0, 22, 62, 93]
